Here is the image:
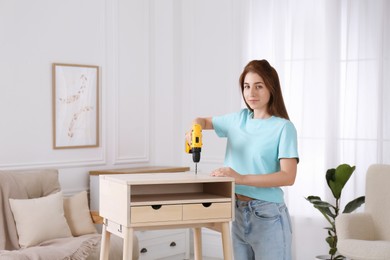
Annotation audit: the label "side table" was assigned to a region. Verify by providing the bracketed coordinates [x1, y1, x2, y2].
[89, 166, 190, 259]
[99, 172, 235, 260]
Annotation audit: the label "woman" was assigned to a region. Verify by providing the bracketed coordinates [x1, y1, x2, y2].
[186, 60, 299, 259]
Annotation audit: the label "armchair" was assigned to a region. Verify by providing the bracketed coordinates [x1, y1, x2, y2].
[335, 164, 390, 260]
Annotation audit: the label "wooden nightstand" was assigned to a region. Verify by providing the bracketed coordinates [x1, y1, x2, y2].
[99, 172, 235, 260]
[89, 166, 191, 259]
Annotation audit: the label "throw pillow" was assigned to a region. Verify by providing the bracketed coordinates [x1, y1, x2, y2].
[63, 191, 97, 236]
[9, 191, 72, 248]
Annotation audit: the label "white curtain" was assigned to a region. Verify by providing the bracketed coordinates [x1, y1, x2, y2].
[243, 0, 390, 258]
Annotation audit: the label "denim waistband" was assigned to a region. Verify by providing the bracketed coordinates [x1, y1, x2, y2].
[235, 199, 286, 210]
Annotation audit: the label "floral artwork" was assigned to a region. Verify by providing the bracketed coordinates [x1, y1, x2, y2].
[52, 63, 99, 149]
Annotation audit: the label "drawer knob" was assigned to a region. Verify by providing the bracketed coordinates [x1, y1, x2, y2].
[202, 202, 212, 208]
[140, 248, 148, 253]
[151, 205, 162, 210]
[170, 242, 176, 247]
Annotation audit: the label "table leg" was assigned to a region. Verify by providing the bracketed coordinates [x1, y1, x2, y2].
[193, 227, 203, 260]
[123, 227, 134, 260]
[100, 221, 111, 260]
[221, 222, 233, 260]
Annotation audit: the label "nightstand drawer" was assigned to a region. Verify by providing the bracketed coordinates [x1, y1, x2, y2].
[183, 202, 231, 220]
[131, 205, 182, 223]
[138, 232, 186, 260]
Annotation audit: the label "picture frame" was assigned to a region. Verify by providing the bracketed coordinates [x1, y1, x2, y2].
[52, 63, 99, 149]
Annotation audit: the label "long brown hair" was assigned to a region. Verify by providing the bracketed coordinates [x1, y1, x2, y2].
[239, 60, 290, 120]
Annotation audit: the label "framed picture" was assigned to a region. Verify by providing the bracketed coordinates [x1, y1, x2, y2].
[52, 63, 99, 149]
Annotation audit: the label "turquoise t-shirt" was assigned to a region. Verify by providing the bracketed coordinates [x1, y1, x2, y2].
[212, 109, 299, 203]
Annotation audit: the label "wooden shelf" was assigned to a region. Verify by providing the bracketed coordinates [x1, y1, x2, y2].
[131, 192, 231, 206]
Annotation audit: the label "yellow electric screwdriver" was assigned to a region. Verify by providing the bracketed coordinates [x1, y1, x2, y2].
[185, 124, 202, 174]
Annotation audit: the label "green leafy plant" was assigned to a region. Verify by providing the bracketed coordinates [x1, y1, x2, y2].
[305, 164, 365, 260]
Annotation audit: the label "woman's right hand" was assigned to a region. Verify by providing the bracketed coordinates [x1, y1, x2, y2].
[186, 117, 213, 145]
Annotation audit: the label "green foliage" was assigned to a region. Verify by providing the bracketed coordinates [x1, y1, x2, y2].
[305, 164, 365, 260]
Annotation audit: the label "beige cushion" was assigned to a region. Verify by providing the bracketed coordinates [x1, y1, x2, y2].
[338, 240, 390, 260]
[63, 191, 97, 236]
[336, 164, 390, 259]
[0, 169, 61, 251]
[9, 191, 72, 248]
[336, 213, 375, 240]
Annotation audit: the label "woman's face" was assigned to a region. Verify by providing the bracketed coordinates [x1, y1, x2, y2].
[243, 72, 271, 114]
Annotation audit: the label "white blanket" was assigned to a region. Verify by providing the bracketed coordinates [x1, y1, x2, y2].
[0, 234, 101, 260]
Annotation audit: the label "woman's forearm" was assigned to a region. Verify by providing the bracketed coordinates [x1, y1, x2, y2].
[211, 158, 297, 187]
[238, 171, 296, 187]
[239, 158, 297, 187]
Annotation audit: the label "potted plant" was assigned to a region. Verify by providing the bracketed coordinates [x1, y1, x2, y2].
[305, 164, 365, 260]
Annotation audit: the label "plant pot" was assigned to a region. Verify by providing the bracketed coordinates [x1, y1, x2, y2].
[315, 255, 331, 260]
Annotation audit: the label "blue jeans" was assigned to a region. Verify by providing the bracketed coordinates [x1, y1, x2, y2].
[232, 199, 292, 260]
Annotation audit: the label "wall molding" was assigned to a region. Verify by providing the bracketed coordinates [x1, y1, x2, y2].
[0, 157, 106, 170]
[113, 156, 149, 165]
[112, 0, 151, 165]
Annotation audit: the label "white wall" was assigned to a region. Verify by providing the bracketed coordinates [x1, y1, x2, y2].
[1, 0, 331, 258]
[1, 0, 104, 193]
[149, 0, 246, 171]
[0, 0, 151, 193]
[0, 0, 242, 192]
